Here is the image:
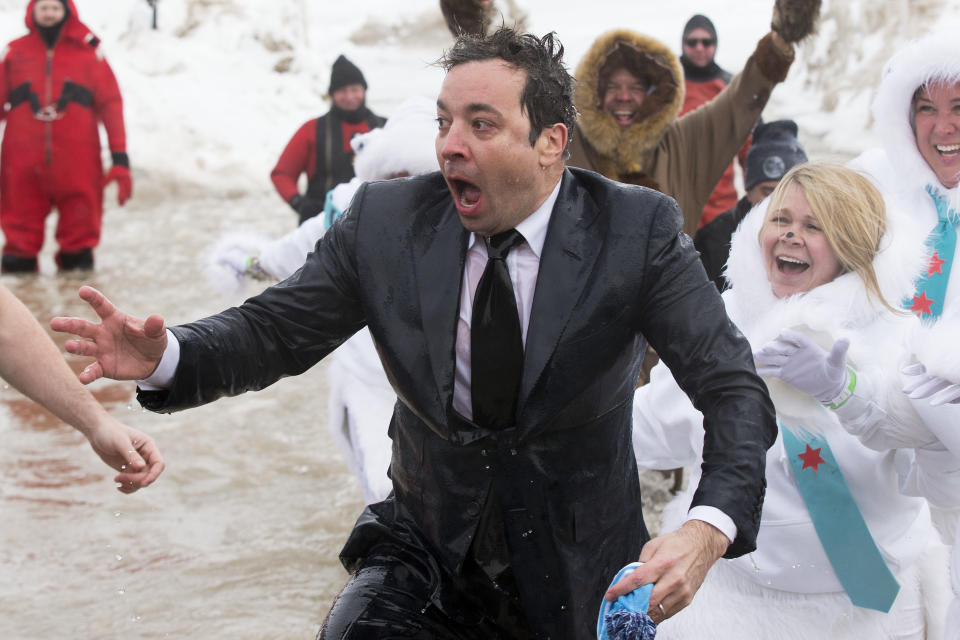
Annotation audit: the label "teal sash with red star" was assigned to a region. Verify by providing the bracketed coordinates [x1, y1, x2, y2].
[781, 424, 900, 612]
[905, 185, 959, 320]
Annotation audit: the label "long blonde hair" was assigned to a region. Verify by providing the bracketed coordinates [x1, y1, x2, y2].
[762, 163, 897, 311]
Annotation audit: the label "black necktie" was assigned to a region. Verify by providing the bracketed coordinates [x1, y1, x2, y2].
[471, 229, 525, 430]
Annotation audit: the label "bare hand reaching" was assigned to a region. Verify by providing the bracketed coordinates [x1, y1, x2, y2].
[605, 520, 729, 623]
[83, 415, 165, 493]
[50, 286, 168, 383]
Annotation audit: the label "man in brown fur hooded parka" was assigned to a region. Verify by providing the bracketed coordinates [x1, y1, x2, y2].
[568, 0, 820, 237]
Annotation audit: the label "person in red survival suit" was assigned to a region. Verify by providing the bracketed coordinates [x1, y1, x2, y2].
[270, 54, 385, 225]
[0, 0, 131, 274]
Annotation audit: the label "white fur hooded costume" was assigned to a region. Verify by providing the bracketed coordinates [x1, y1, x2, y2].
[631, 182, 956, 638]
[849, 27, 960, 640]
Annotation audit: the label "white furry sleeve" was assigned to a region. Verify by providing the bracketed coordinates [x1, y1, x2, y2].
[894, 445, 960, 509]
[632, 360, 704, 470]
[258, 215, 329, 280]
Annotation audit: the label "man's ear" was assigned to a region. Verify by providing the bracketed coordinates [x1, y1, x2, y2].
[536, 123, 568, 168]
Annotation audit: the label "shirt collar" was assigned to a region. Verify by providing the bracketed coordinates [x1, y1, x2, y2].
[466, 177, 561, 258]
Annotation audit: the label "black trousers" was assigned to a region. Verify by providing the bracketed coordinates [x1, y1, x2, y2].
[318, 541, 533, 639]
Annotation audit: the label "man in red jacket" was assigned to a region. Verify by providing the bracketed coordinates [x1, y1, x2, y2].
[0, 0, 131, 273]
[271, 55, 385, 225]
[678, 14, 752, 228]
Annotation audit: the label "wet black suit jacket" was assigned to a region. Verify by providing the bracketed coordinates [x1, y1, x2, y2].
[140, 167, 776, 639]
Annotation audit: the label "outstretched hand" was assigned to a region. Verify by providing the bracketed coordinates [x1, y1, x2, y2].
[605, 520, 728, 623]
[50, 286, 167, 383]
[84, 415, 165, 493]
[754, 328, 849, 402]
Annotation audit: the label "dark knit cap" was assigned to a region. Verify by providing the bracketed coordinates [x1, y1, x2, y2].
[744, 120, 808, 190]
[328, 54, 367, 94]
[682, 14, 717, 44]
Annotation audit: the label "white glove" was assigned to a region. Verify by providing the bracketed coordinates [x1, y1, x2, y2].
[754, 328, 849, 403]
[902, 363, 960, 406]
[215, 246, 251, 279]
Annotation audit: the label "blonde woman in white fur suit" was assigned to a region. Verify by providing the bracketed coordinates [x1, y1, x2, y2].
[207, 97, 440, 505]
[631, 163, 959, 639]
[846, 28, 960, 640]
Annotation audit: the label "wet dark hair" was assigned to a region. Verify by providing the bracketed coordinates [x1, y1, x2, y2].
[437, 27, 578, 149]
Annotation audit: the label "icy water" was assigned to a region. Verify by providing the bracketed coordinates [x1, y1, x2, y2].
[0, 187, 365, 638]
[0, 185, 676, 638]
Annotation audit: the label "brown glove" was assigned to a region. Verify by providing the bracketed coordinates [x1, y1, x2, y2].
[439, 0, 493, 37]
[771, 0, 821, 43]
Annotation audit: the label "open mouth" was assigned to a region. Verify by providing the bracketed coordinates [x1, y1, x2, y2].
[777, 256, 809, 274]
[450, 177, 482, 210]
[936, 144, 960, 158]
[612, 110, 636, 126]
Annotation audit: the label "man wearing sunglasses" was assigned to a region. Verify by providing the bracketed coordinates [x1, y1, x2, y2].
[679, 14, 751, 229]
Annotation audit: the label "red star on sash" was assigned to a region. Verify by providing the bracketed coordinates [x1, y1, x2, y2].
[798, 444, 825, 472]
[910, 291, 934, 316]
[928, 251, 946, 276]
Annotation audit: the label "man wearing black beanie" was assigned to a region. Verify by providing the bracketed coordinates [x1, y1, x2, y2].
[694, 119, 808, 292]
[271, 54, 386, 224]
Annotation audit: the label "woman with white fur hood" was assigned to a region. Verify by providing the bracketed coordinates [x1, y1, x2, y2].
[206, 96, 439, 505]
[630, 162, 958, 639]
[848, 28, 960, 639]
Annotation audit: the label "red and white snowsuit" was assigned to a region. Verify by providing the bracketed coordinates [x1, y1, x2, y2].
[0, 0, 128, 265]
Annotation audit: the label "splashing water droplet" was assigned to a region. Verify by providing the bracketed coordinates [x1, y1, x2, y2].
[117, 586, 125, 595]
[115, 554, 123, 561]
[126, 404, 134, 411]
[120, 464, 127, 471]
[114, 512, 121, 518]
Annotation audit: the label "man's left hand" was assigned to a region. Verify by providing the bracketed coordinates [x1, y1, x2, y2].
[604, 520, 729, 623]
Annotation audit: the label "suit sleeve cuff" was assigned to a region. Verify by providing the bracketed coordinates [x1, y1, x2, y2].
[686, 506, 737, 544]
[136, 329, 180, 390]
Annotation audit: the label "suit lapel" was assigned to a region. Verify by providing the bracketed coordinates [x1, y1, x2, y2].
[519, 170, 602, 416]
[415, 198, 469, 410]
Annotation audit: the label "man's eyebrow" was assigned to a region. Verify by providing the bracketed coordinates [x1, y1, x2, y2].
[465, 102, 503, 117]
[435, 99, 503, 118]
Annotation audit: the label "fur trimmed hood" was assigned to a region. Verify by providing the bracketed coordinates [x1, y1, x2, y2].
[574, 30, 684, 172]
[723, 190, 928, 420]
[872, 26, 960, 211]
